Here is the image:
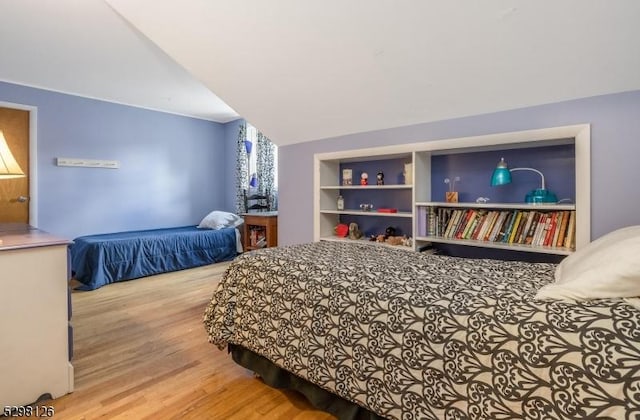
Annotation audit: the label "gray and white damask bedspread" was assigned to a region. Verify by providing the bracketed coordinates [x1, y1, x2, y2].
[203, 241, 640, 420]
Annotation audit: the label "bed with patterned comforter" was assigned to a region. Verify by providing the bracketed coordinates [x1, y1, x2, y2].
[203, 241, 640, 419]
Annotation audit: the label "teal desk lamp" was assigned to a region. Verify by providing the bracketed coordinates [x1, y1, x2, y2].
[491, 158, 558, 204]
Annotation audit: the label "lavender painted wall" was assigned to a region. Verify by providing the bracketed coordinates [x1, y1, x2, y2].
[430, 145, 575, 204]
[0, 81, 236, 239]
[280, 90, 640, 246]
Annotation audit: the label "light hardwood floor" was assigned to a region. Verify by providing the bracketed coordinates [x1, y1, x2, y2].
[44, 263, 335, 420]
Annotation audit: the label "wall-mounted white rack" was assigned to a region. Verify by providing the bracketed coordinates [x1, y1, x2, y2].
[56, 158, 119, 169]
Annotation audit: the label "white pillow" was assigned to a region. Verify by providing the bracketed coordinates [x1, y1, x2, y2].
[535, 225, 640, 302]
[197, 211, 244, 230]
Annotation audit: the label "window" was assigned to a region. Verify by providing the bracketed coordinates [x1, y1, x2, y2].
[246, 122, 278, 190]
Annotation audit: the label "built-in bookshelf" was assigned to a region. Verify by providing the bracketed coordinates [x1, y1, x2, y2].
[315, 154, 415, 250]
[415, 202, 576, 255]
[313, 124, 591, 254]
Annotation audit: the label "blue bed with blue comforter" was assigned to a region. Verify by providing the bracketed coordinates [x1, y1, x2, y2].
[70, 226, 240, 290]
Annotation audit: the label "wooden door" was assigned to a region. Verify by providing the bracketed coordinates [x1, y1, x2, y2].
[0, 107, 30, 223]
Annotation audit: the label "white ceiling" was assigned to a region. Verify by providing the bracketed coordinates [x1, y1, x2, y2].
[0, 0, 239, 122]
[2, 1, 640, 146]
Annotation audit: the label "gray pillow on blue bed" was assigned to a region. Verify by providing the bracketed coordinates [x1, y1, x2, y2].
[197, 211, 244, 230]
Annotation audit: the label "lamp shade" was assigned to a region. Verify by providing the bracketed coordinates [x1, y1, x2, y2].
[490, 157, 511, 186]
[249, 173, 258, 188]
[0, 130, 25, 178]
[244, 140, 253, 155]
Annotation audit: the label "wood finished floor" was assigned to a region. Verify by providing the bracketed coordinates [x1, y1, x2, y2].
[43, 263, 335, 420]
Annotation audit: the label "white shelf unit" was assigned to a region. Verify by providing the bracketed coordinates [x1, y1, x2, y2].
[415, 202, 577, 255]
[314, 124, 591, 254]
[315, 151, 415, 249]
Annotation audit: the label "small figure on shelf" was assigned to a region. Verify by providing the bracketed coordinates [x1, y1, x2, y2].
[342, 168, 353, 186]
[348, 222, 363, 240]
[372, 230, 411, 247]
[361, 172, 368, 185]
[334, 223, 349, 237]
[386, 236, 404, 246]
[376, 171, 384, 185]
[385, 226, 396, 238]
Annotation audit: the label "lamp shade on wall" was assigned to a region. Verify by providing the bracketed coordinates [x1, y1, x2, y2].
[490, 157, 512, 186]
[249, 173, 258, 188]
[491, 157, 557, 203]
[0, 130, 25, 178]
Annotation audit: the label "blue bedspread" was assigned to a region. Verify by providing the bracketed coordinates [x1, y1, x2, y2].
[70, 226, 239, 290]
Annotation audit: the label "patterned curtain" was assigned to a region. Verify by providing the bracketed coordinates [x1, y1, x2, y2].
[256, 130, 278, 211]
[235, 122, 248, 214]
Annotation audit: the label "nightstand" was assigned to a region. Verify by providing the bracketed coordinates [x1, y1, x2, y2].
[241, 211, 278, 251]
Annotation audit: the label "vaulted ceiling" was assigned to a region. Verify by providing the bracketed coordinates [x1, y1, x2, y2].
[2, 1, 640, 146]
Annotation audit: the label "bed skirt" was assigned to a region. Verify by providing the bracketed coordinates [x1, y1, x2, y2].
[229, 344, 385, 420]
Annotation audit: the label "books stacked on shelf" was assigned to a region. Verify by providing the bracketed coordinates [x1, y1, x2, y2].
[249, 226, 267, 248]
[427, 208, 576, 249]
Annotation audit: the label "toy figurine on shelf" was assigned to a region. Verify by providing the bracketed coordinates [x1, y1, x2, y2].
[334, 223, 349, 237]
[361, 172, 369, 185]
[348, 222, 363, 240]
[376, 171, 384, 185]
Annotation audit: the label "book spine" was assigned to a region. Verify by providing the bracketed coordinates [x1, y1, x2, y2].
[517, 211, 534, 244]
[501, 210, 519, 242]
[550, 212, 561, 247]
[465, 213, 481, 239]
[483, 211, 500, 241]
[524, 211, 539, 245]
[484, 210, 502, 241]
[508, 211, 523, 244]
[439, 208, 451, 237]
[555, 211, 570, 247]
[533, 213, 549, 246]
[543, 212, 557, 246]
[444, 209, 461, 238]
[476, 211, 492, 241]
[564, 211, 576, 249]
[496, 211, 514, 243]
[471, 211, 488, 240]
[455, 209, 474, 239]
[462, 211, 479, 239]
[427, 207, 437, 236]
[489, 211, 507, 242]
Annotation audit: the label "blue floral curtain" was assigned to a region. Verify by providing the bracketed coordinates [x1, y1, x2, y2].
[256, 130, 277, 211]
[235, 122, 278, 213]
[235, 122, 248, 214]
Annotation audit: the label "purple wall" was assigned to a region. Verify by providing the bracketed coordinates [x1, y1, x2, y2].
[430, 144, 575, 204]
[280, 90, 640, 246]
[1, 81, 236, 239]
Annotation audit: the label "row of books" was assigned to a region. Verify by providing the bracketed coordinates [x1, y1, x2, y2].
[426, 207, 576, 249]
